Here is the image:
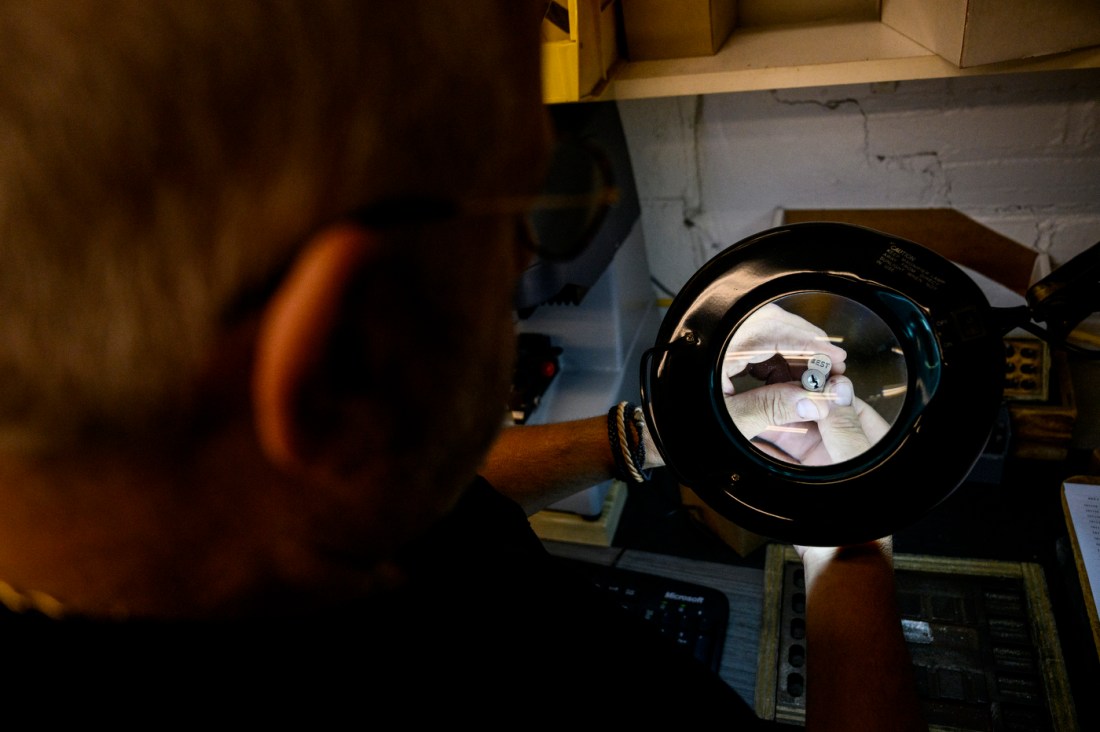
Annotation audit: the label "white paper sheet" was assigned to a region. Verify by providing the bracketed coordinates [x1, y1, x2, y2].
[1063, 481, 1100, 620]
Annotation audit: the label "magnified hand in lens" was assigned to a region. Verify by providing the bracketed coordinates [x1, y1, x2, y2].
[733, 374, 891, 465]
[721, 304, 848, 391]
[722, 304, 889, 465]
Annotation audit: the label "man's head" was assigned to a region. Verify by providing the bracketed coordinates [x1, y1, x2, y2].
[0, 0, 548, 585]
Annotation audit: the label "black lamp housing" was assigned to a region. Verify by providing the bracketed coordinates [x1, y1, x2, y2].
[640, 221, 1077, 546]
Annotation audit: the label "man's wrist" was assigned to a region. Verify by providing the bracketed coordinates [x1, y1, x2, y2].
[797, 539, 894, 594]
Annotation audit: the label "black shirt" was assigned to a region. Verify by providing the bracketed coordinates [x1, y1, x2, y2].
[3, 477, 776, 725]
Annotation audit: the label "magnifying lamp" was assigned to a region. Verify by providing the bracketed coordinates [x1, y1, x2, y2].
[640, 221, 1100, 546]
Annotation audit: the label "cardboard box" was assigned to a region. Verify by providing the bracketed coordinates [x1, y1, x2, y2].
[882, 0, 1100, 68]
[542, 0, 621, 103]
[738, 0, 879, 27]
[620, 0, 737, 60]
[530, 481, 628, 547]
[781, 208, 1042, 296]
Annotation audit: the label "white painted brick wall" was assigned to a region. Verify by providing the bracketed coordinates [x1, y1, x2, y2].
[618, 69, 1100, 295]
[616, 67, 1100, 447]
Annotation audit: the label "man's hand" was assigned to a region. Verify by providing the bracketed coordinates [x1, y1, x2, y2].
[726, 375, 889, 465]
[721, 303, 848, 396]
[790, 537, 927, 731]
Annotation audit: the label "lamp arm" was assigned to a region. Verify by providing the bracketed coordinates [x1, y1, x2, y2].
[1025, 239, 1100, 345]
[989, 239, 1100, 358]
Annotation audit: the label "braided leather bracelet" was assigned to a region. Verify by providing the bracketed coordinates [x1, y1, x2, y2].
[607, 400, 652, 483]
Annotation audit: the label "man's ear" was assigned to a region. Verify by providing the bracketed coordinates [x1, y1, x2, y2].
[252, 224, 379, 472]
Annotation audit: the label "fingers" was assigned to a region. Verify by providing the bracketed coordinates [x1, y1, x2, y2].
[722, 303, 848, 393]
[724, 373, 892, 466]
[725, 374, 882, 461]
[852, 395, 891, 444]
[794, 537, 893, 563]
[814, 377, 887, 463]
[725, 379, 844, 440]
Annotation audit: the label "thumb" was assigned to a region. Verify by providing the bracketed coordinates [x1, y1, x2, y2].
[815, 376, 873, 462]
[725, 382, 834, 440]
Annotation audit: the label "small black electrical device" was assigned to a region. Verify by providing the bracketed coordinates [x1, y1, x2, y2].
[509, 333, 562, 425]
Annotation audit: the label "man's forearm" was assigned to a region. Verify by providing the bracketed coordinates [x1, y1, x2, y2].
[479, 416, 618, 515]
[800, 543, 926, 732]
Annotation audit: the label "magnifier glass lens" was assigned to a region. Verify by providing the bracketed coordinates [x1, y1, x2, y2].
[721, 292, 907, 467]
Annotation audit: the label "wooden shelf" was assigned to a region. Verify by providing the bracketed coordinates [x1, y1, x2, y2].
[588, 19, 1100, 101]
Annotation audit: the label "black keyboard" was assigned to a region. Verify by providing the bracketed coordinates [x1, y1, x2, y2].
[561, 559, 729, 673]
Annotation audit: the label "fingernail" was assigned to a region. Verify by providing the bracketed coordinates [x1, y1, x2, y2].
[796, 398, 819, 420]
[834, 381, 853, 406]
